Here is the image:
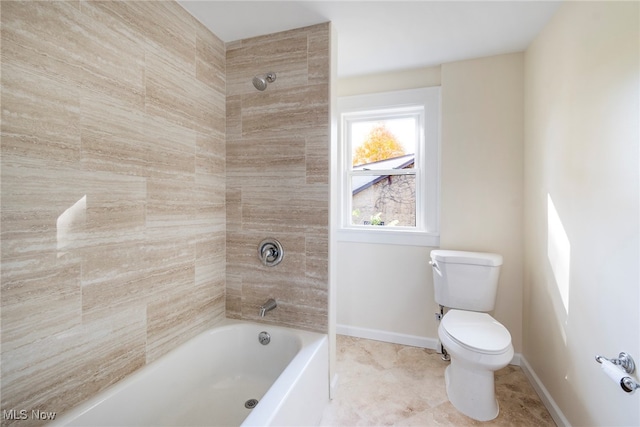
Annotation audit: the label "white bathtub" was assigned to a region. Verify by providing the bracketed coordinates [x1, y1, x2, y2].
[52, 320, 329, 427]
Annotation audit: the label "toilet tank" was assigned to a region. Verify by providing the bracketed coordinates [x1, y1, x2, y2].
[430, 250, 503, 312]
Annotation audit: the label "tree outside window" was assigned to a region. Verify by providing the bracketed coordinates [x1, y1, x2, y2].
[349, 118, 417, 227]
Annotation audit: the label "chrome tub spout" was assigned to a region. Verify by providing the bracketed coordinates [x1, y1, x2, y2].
[259, 298, 277, 317]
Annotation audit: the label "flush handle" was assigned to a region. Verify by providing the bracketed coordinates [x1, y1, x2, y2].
[430, 260, 442, 276]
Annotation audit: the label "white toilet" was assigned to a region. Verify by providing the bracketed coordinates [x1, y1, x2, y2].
[430, 250, 514, 421]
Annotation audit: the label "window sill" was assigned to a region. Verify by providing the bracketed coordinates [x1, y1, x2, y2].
[336, 228, 440, 247]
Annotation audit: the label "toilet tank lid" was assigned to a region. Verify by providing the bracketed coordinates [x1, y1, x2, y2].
[430, 250, 503, 266]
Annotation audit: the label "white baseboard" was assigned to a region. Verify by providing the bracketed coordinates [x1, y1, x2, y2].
[336, 324, 439, 350]
[520, 355, 571, 427]
[510, 352, 521, 366]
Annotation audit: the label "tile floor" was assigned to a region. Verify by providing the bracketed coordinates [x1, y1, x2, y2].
[320, 335, 556, 426]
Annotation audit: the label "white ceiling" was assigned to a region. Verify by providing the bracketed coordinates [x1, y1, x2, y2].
[179, 1, 562, 78]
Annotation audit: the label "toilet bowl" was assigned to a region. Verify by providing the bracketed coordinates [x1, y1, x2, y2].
[438, 309, 514, 421]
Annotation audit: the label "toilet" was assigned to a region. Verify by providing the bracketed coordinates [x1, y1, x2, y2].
[430, 250, 513, 421]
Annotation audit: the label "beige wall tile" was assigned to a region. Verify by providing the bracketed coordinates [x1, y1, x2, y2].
[196, 23, 226, 91]
[226, 32, 309, 96]
[225, 23, 330, 333]
[240, 84, 329, 138]
[80, 92, 149, 177]
[306, 134, 330, 184]
[83, 1, 196, 74]
[308, 24, 331, 85]
[1, 253, 82, 353]
[196, 132, 226, 176]
[1, 1, 226, 423]
[2, 307, 147, 422]
[1, 63, 81, 168]
[226, 136, 307, 184]
[145, 51, 221, 135]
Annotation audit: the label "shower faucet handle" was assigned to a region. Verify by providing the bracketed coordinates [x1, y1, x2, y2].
[258, 238, 284, 267]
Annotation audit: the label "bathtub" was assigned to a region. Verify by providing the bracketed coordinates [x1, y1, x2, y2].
[53, 320, 329, 426]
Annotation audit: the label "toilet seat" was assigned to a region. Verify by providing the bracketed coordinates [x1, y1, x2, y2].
[441, 310, 511, 355]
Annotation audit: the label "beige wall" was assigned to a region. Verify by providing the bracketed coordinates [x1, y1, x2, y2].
[336, 54, 525, 352]
[336, 66, 442, 345]
[1, 2, 226, 424]
[336, 242, 436, 343]
[225, 23, 330, 332]
[441, 53, 524, 351]
[523, 2, 639, 425]
[337, 66, 441, 97]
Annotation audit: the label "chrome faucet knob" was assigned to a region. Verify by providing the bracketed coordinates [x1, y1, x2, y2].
[258, 239, 284, 266]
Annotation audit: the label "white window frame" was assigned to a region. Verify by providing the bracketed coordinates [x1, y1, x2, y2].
[337, 87, 440, 246]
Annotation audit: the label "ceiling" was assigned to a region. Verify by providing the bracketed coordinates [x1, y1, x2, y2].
[178, 1, 562, 78]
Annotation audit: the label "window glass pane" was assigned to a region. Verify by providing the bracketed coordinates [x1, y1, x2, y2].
[350, 117, 417, 168]
[351, 174, 416, 227]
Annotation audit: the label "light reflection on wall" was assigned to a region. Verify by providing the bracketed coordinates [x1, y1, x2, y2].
[57, 195, 86, 256]
[547, 193, 571, 315]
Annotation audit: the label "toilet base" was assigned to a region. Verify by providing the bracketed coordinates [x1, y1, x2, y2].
[444, 360, 499, 421]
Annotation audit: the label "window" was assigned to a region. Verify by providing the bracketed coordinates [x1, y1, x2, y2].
[337, 87, 440, 246]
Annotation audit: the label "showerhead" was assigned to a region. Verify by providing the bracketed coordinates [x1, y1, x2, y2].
[252, 76, 267, 91]
[252, 72, 276, 91]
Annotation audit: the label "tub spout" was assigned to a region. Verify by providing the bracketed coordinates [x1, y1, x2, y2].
[259, 298, 277, 317]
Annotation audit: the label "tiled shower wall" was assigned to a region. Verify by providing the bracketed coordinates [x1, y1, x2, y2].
[1, 2, 226, 423]
[225, 23, 330, 332]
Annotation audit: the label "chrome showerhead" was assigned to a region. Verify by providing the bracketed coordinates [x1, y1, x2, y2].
[252, 72, 276, 91]
[252, 76, 267, 91]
